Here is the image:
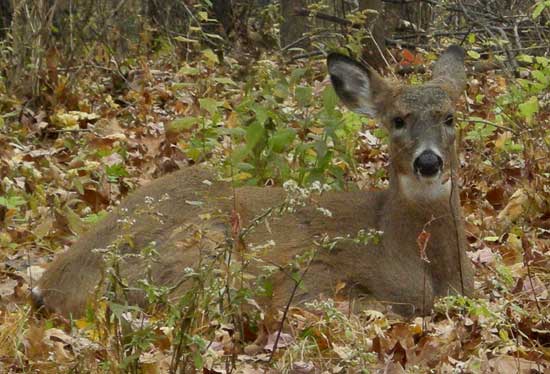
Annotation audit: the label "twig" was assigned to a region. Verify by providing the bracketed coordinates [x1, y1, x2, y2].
[281, 31, 344, 52]
[294, 8, 356, 28]
[46, 128, 92, 134]
[522, 235, 542, 315]
[457, 0, 515, 74]
[450, 166, 465, 296]
[290, 51, 324, 62]
[385, 38, 430, 50]
[268, 253, 315, 363]
[461, 118, 518, 135]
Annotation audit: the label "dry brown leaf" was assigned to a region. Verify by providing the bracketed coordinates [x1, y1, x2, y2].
[489, 355, 542, 373]
[265, 331, 294, 352]
[0, 278, 17, 299]
[498, 188, 529, 223]
[291, 361, 315, 374]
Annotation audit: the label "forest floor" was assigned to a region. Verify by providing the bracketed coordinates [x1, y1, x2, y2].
[0, 43, 549, 373]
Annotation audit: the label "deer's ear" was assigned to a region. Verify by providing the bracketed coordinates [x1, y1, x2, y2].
[327, 53, 390, 117]
[431, 45, 467, 100]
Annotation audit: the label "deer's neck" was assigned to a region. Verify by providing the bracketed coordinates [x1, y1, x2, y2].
[384, 162, 462, 234]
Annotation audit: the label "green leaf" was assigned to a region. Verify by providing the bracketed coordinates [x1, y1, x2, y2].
[178, 66, 200, 76]
[217, 127, 246, 137]
[496, 263, 514, 288]
[106, 164, 129, 181]
[290, 68, 307, 85]
[467, 50, 480, 60]
[236, 162, 255, 171]
[198, 11, 208, 21]
[322, 86, 338, 114]
[535, 56, 549, 66]
[63, 206, 86, 235]
[230, 145, 249, 163]
[259, 277, 274, 297]
[204, 32, 225, 41]
[108, 302, 141, 319]
[518, 96, 539, 120]
[531, 70, 547, 84]
[0, 195, 26, 209]
[82, 211, 108, 224]
[167, 117, 199, 132]
[499, 329, 509, 341]
[251, 104, 269, 125]
[269, 128, 296, 153]
[213, 77, 237, 86]
[199, 98, 222, 115]
[171, 82, 195, 90]
[201, 48, 219, 65]
[173, 36, 199, 44]
[245, 122, 265, 150]
[193, 352, 203, 369]
[516, 54, 533, 64]
[295, 86, 313, 107]
[273, 81, 289, 99]
[533, 2, 547, 18]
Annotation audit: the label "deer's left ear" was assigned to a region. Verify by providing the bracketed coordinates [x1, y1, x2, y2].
[327, 53, 391, 117]
[431, 45, 467, 100]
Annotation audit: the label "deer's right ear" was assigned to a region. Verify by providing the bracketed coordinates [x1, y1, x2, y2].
[327, 53, 389, 117]
[431, 45, 467, 100]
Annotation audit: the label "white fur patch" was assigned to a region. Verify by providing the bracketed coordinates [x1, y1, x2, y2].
[398, 174, 451, 202]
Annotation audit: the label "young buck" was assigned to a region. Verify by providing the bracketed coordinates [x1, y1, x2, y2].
[32, 46, 474, 318]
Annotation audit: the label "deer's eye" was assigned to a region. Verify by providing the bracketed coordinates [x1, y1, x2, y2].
[393, 117, 405, 129]
[444, 114, 454, 127]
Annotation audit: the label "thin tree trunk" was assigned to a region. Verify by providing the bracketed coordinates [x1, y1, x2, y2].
[280, 0, 308, 48]
[212, 0, 234, 36]
[359, 0, 388, 70]
[0, 0, 12, 38]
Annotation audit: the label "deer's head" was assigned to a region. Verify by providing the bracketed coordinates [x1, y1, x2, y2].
[327, 46, 467, 202]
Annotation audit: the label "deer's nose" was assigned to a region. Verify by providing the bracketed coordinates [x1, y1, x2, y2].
[414, 150, 442, 177]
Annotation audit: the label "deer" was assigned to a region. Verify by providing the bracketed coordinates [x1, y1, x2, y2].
[31, 45, 474, 321]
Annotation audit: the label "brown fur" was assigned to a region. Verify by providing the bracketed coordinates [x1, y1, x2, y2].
[34, 46, 475, 319]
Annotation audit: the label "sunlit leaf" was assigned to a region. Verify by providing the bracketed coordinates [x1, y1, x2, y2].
[518, 96, 539, 120]
[173, 36, 199, 44]
[168, 117, 199, 132]
[201, 48, 219, 65]
[467, 50, 481, 60]
[199, 98, 223, 115]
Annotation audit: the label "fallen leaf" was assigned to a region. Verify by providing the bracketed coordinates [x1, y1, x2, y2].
[265, 332, 294, 352]
[417, 229, 431, 263]
[291, 361, 315, 374]
[0, 278, 17, 299]
[489, 355, 542, 373]
[498, 189, 528, 223]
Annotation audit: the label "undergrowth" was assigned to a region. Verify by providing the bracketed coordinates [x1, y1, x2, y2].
[0, 2, 549, 373]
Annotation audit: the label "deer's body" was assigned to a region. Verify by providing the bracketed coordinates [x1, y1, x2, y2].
[33, 46, 475, 318]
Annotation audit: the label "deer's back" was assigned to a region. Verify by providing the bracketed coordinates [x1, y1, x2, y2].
[36, 167, 389, 317]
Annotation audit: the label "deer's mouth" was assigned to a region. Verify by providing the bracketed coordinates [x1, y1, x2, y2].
[399, 172, 451, 202]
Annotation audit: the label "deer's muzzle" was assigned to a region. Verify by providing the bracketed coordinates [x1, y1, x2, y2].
[414, 150, 443, 177]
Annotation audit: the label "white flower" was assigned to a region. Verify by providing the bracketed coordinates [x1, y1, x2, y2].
[316, 207, 333, 217]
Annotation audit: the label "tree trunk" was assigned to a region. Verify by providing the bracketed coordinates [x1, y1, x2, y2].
[0, 0, 12, 39]
[280, 0, 308, 49]
[212, 0, 234, 36]
[359, 0, 388, 70]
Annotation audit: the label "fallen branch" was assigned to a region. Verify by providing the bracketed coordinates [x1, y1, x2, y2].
[294, 8, 357, 28]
